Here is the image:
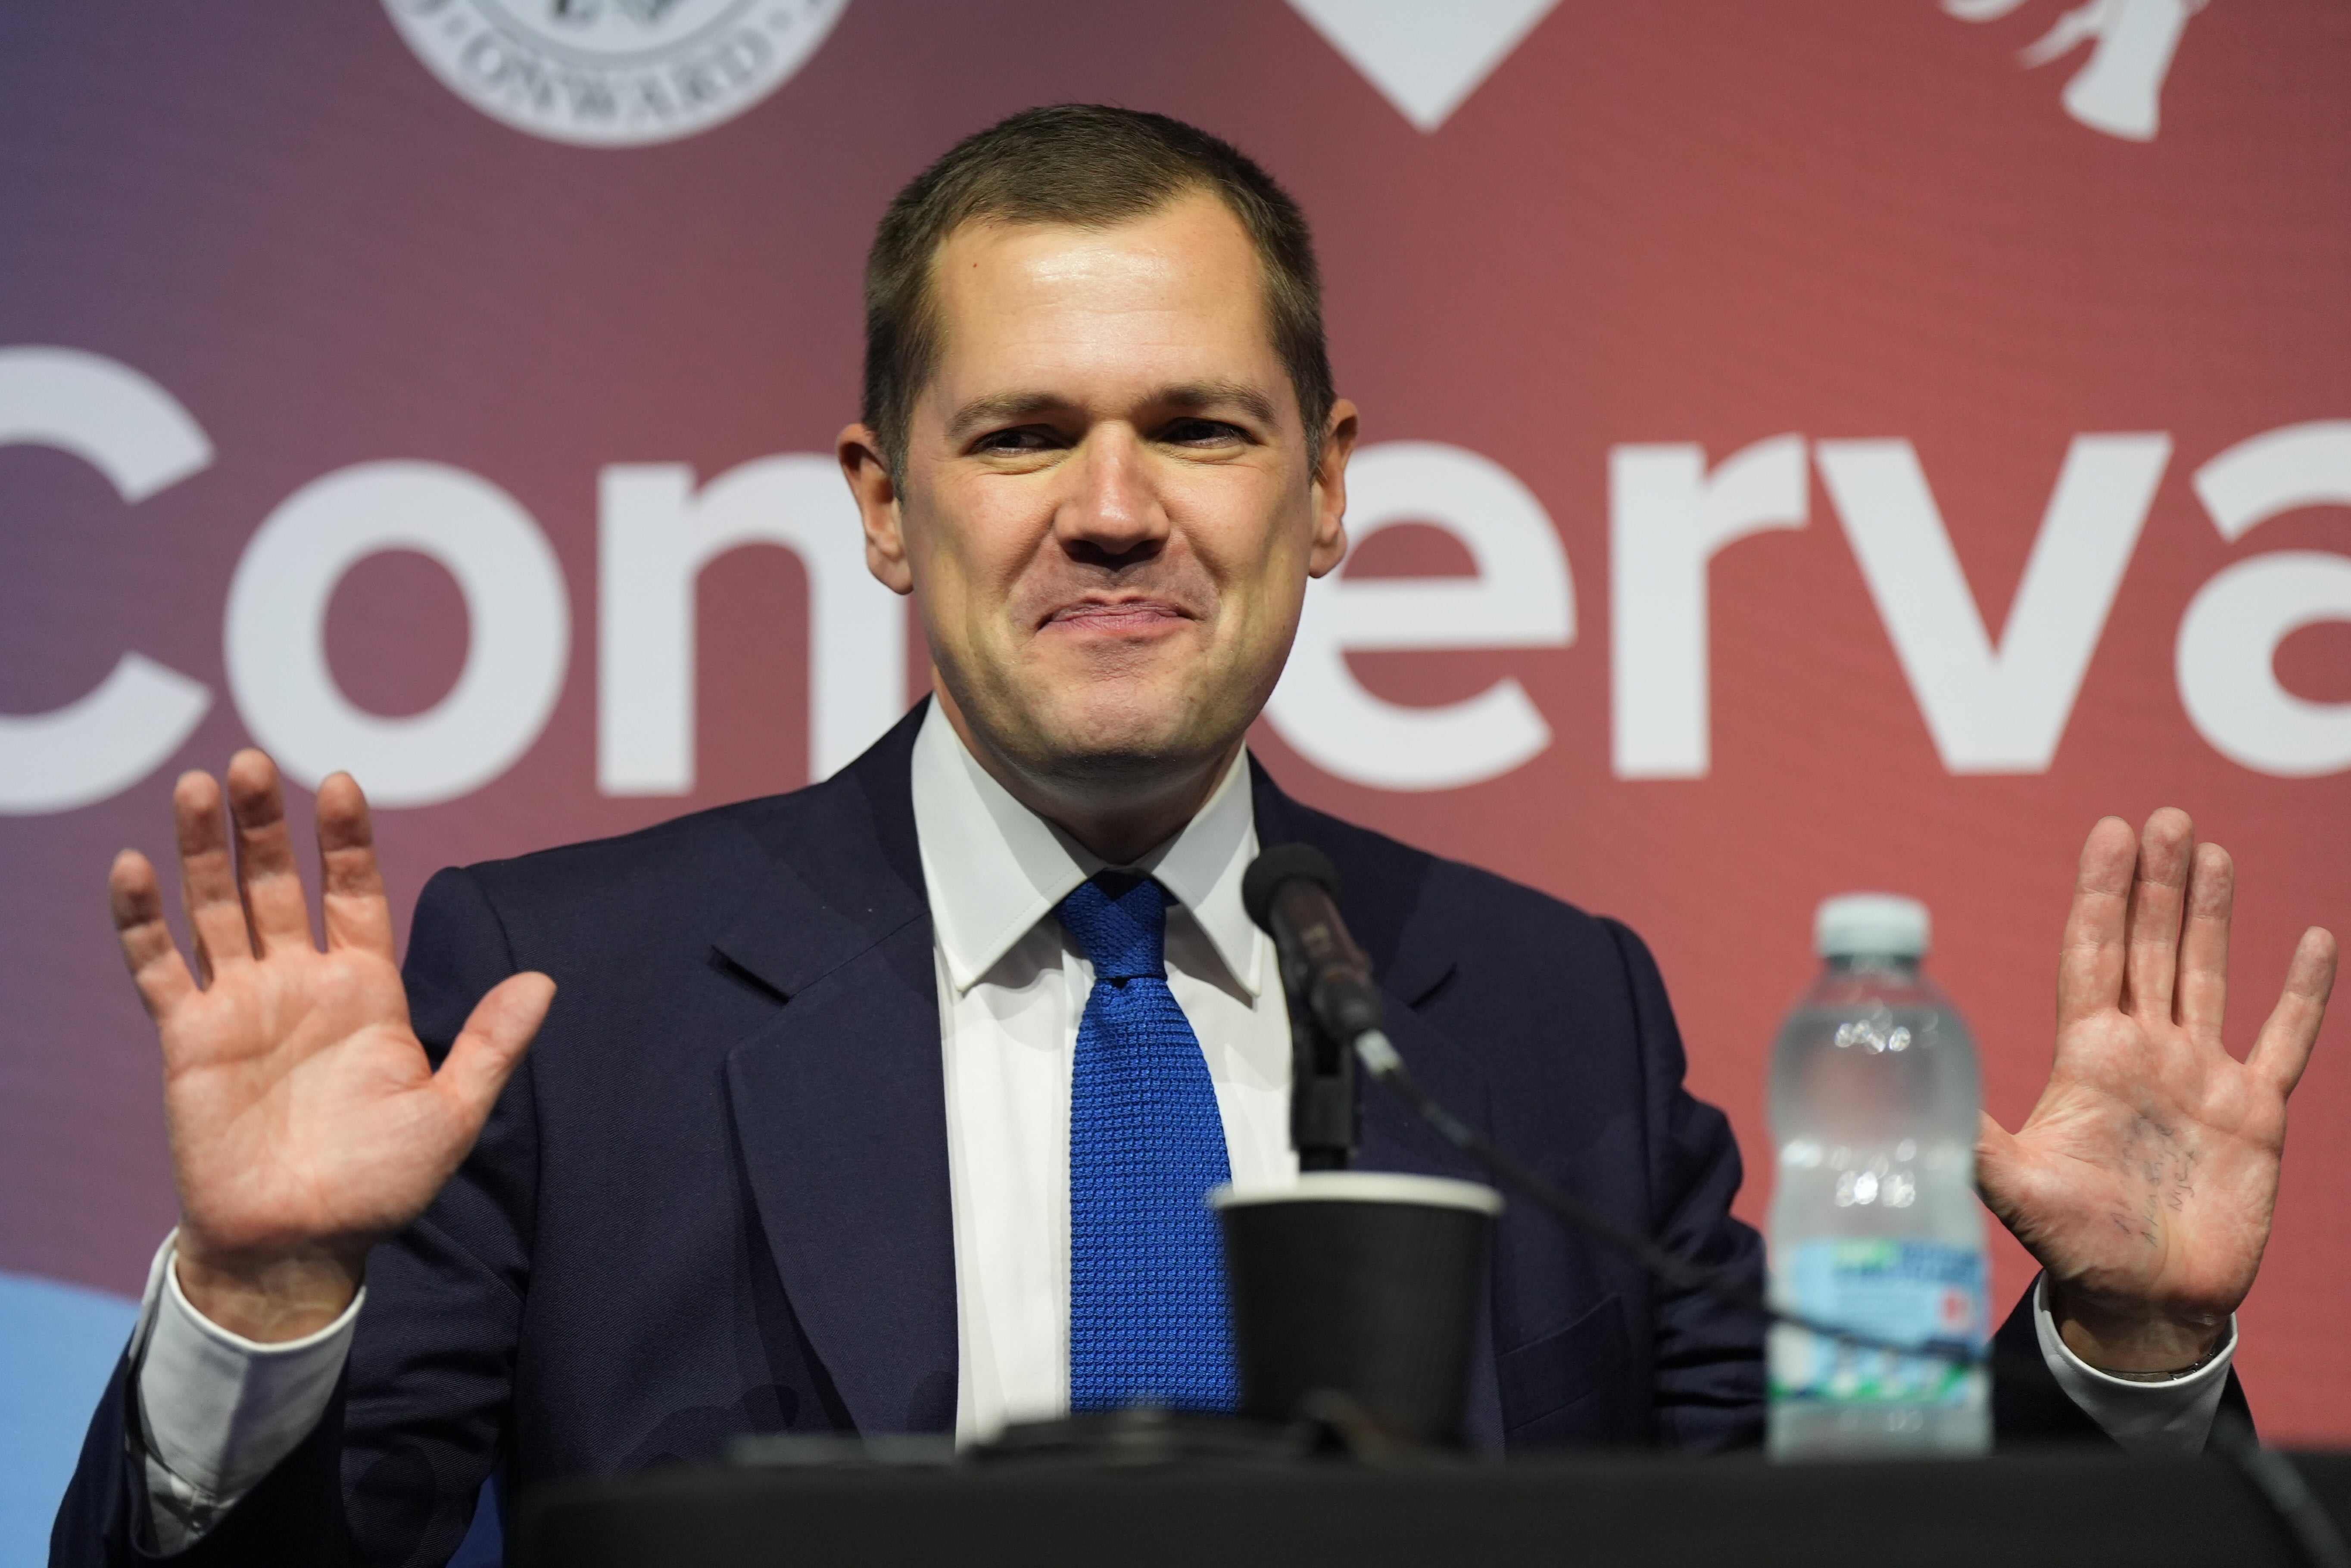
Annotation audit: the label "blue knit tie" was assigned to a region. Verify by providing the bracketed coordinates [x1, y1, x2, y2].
[1060, 872, 1238, 1413]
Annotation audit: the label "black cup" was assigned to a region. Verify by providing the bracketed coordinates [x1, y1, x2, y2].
[1214, 1172, 1501, 1448]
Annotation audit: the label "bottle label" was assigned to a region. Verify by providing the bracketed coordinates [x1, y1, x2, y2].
[1770, 1238, 1986, 1405]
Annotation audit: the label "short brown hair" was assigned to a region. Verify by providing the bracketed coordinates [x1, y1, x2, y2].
[861, 105, 1334, 479]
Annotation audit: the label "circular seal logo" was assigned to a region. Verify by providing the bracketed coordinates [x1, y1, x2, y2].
[384, 0, 848, 147]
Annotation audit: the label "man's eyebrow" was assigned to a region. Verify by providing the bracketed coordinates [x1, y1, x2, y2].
[944, 391, 1067, 443]
[942, 381, 1282, 444]
[1155, 380, 1279, 427]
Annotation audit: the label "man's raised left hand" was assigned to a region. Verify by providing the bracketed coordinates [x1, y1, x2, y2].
[1978, 809, 2336, 1373]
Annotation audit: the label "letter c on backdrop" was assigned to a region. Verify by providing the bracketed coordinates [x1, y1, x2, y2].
[225, 461, 571, 807]
[2180, 421, 2351, 777]
[0, 348, 216, 813]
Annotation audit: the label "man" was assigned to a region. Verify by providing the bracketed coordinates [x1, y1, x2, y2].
[56, 106, 2335, 1565]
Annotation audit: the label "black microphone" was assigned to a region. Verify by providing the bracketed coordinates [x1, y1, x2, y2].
[1241, 844, 1388, 1049]
[1242, 844, 1388, 1167]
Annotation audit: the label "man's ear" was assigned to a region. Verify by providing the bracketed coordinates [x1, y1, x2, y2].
[839, 423, 914, 595]
[1307, 398, 1358, 579]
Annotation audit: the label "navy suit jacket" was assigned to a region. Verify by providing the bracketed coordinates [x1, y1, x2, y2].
[56, 702, 2222, 1566]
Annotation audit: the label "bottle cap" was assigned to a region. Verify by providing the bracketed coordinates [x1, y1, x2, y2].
[1815, 893, 1930, 959]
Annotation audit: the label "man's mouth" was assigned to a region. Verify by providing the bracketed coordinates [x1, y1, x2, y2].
[1041, 598, 1192, 632]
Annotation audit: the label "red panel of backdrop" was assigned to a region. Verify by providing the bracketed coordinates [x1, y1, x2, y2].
[2, 1, 2347, 1444]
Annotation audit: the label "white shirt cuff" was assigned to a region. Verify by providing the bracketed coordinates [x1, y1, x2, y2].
[130, 1232, 362, 1551]
[2033, 1273, 2234, 1457]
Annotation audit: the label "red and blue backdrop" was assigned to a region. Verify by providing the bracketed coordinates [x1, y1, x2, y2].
[3, 2, 2347, 1552]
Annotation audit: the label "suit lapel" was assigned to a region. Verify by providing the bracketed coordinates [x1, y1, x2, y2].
[712, 705, 960, 1435]
[723, 923, 957, 1435]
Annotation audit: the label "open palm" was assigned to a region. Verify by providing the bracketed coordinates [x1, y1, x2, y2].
[110, 751, 551, 1341]
[1978, 810, 2335, 1369]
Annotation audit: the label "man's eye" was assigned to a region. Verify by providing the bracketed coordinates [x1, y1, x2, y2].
[1162, 419, 1244, 446]
[974, 427, 1058, 453]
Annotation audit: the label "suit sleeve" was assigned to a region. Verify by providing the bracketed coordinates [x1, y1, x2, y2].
[1989, 1277, 2252, 1450]
[50, 865, 537, 1567]
[1599, 918, 1769, 1453]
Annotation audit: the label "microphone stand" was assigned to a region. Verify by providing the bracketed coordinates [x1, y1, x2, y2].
[1277, 935, 1359, 1172]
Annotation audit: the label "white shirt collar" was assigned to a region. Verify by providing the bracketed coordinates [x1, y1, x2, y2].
[909, 699, 1263, 998]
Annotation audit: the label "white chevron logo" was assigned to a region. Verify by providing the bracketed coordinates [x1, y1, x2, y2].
[1288, 0, 1561, 132]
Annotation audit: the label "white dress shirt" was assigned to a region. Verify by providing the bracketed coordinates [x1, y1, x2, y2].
[910, 700, 1298, 1440]
[127, 700, 2232, 1547]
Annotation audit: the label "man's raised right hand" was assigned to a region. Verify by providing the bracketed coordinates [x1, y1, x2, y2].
[109, 750, 552, 1343]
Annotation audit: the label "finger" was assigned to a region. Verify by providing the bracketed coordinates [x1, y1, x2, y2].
[109, 849, 196, 1020]
[315, 773, 393, 958]
[432, 973, 554, 1132]
[225, 750, 314, 958]
[2056, 817, 2136, 1033]
[2120, 808, 2192, 1022]
[173, 770, 250, 983]
[2174, 841, 2232, 1042]
[2249, 927, 2337, 1097]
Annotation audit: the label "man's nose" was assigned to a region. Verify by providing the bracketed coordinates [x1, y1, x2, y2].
[1056, 426, 1169, 567]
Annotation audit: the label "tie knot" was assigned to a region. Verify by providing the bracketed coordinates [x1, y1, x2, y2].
[1056, 872, 1168, 982]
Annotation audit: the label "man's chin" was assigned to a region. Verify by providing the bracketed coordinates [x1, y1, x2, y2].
[1011, 693, 1240, 784]
[1026, 724, 1213, 783]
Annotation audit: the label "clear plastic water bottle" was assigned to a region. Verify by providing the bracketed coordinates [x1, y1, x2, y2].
[1766, 894, 1989, 1459]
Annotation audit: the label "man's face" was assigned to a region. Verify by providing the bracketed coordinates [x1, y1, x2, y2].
[850, 191, 1352, 798]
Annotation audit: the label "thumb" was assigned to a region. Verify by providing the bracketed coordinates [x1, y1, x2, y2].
[1974, 1109, 2026, 1227]
[435, 972, 555, 1129]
